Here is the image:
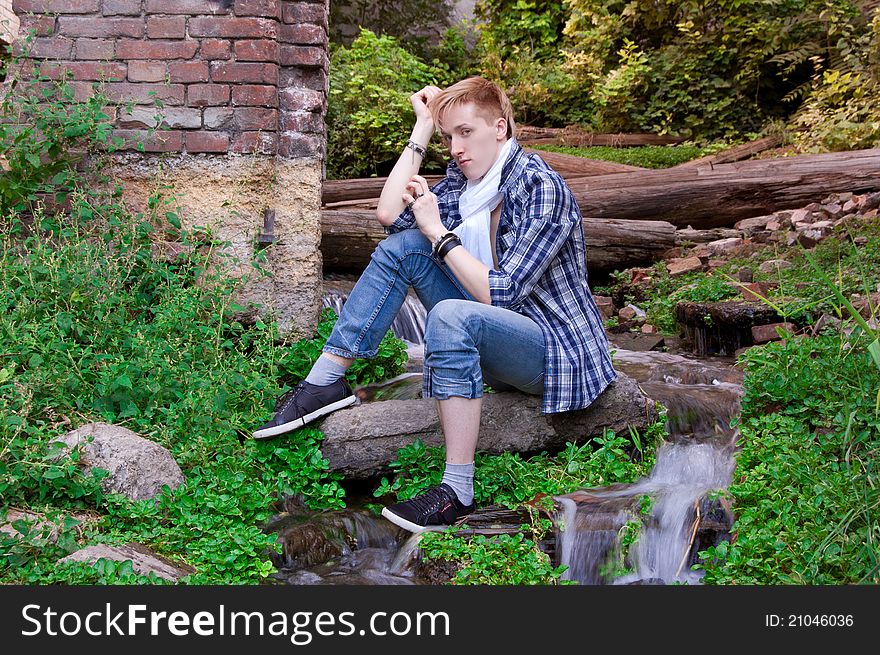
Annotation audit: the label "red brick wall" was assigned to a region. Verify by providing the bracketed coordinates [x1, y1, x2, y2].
[12, 0, 329, 159]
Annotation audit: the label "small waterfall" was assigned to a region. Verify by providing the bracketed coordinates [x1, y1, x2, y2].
[322, 282, 427, 345]
[552, 349, 742, 585]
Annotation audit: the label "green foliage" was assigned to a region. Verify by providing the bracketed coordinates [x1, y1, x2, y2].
[787, 4, 880, 151]
[698, 331, 880, 584]
[0, 71, 409, 584]
[420, 527, 571, 585]
[533, 143, 711, 168]
[327, 29, 448, 179]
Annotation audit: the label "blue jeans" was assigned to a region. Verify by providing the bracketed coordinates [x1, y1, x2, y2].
[323, 228, 545, 399]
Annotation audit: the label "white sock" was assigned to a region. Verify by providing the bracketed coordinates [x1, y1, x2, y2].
[441, 461, 474, 506]
[304, 354, 348, 386]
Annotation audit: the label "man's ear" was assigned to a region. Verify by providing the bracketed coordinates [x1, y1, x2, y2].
[495, 117, 507, 139]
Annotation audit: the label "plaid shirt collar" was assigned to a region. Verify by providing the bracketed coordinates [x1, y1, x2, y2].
[445, 137, 529, 195]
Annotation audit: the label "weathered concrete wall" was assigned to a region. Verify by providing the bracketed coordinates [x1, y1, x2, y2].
[11, 0, 329, 338]
[1, 1, 19, 46]
[110, 153, 322, 335]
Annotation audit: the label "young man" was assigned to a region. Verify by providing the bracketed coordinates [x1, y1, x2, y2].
[253, 77, 617, 533]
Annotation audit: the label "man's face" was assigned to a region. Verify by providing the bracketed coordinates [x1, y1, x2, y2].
[438, 102, 507, 181]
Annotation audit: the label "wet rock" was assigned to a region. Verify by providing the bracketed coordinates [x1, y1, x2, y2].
[53, 422, 184, 501]
[319, 375, 660, 479]
[59, 543, 194, 581]
[606, 333, 666, 352]
[675, 301, 783, 356]
[751, 322, 797, 344]
[666, 256, 704, 277]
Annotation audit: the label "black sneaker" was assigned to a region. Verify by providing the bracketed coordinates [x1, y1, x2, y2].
[381, 483, 475, 533]
[252, 378, 358, 440]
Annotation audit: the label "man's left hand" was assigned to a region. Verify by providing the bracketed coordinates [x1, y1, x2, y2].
[402, 175, 444, 241]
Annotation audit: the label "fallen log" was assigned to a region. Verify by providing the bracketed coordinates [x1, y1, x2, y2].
[675, 227, 744, 245]
[318, 374, 658, 480]
[567, 148, 880, 229]
[322, 175, 444, 205]
[672, 135, 784, 169]
[321, 209, 676, 273]
[525, 148, 646, 177]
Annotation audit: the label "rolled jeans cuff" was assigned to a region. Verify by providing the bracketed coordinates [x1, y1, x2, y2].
[423, 366, 483, 400]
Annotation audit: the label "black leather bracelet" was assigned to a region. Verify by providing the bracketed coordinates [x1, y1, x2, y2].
[436, 235, 462, 261]
[432, 232, 457, 257]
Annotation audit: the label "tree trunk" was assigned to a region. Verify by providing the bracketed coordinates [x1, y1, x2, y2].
[321, 209, 676, 273]
[322, 175, 444, 205]
[516, 126, 685, 147]
[567, 148, 880, 228]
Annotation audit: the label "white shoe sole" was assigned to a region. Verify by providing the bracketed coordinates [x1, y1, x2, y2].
[380, 508, 452, 534]
[251, 394, 358, 440]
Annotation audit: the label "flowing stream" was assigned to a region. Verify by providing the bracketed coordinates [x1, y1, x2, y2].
[265, 281, 744, 585]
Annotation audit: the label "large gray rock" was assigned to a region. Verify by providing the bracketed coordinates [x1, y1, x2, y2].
[55, 422, 184, 501]
[59, 544, 194, 581]
[319, 374, 659, 479]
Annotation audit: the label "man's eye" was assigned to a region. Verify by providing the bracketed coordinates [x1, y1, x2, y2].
[461, 129, 470, 136]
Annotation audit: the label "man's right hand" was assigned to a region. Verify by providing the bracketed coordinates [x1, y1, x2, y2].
[411, 85, 443, 128]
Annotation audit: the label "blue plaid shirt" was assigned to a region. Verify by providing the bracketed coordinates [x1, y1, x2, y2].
[385, 138, 617, 414]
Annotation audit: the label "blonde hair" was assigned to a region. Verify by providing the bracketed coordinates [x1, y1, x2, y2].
[429, 76, 516, 139]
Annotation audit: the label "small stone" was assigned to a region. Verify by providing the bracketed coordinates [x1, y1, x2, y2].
[863, 208, 878, 219]
[640, 323, 658, 334]
[59, 544, 194, 582]
[824, 202, 843, 218]
[854, 236, 868, 246]
[752, 322, 797, 344]
[593, 295, 615, 320]
[758, 259, 793, 274]
[738, 267, 753, 283]
[734, 215, 773, 233]
[838, 192, 853, 203]
[706, 237, 744, 255]
[666, 256, 704, 277]
[842, 199, 858, 213]
[789, 208, 810, 224]
[618, 306, 637, 321]
[765, 218, 782, 232]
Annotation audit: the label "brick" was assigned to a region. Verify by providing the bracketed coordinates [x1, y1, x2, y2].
[40, 60, 126, 81]
[279, 66, 326, 92]
[279, 23, 325, 46]
[203, 107, 233, 129]
[75, 39, 115, 60]
[211, 61, 277, 84]
[102, 0, 142, 15]
[146, 0, 230, 14]
[232, 84, 277, 106]
[186, 130, 229, 153]
[127, 60, 166, 82]
[282, 3, 327, 27]
[200, 39, 231, 60]
[14, 0, 99, 13]
[168, 61, 209, 83]
[280, 87, 323, 112]
[106, 82, 185, 105]
[188, 83, 230, 107]
[278, 132, 322, 159]
[231, 131, 277, 155]
[279, 45, 325, 68]
[118, 106, 202, 129]
[19, 15, 56, 37]
[28, 36, 73, 59]
[234, 0, 280, 18]
[111, 128, 184, 152]
[189, 17, 277, 39]
[234, 107, 277, 131]
[280, 110, 323, 133]
[116, 39, 199, 59]
[234, 39, 279, 62]
[57, 17, 144, 38]
[147, 17, 187, 39]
